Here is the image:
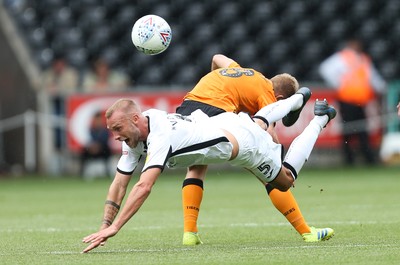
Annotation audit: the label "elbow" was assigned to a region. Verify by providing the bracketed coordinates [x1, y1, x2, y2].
[212, 54, 224, 61]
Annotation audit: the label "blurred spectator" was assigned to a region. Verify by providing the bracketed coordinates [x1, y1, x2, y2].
[41, 53, 79, 150]
[82, 57, 130, 93]
[80, 111, 111, 176]
[319, 38, 386, 165]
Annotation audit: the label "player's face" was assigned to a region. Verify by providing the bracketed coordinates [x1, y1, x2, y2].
[107, 112, 141, 148]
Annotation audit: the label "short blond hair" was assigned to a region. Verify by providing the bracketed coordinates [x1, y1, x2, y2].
[105, 98, 141, 119]
[271, 73, 299, 99]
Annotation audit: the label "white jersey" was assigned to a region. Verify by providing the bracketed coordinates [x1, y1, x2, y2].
[116, 109, 282, 183]
[116, 109, 233, 174]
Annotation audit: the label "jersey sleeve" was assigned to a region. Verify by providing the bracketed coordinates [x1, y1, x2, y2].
[253, 78, 276, 111]
[116, 142, 143, 175]
[228, 61, 241, 68]
[257, 92, 276, 110]
[142, 132, 172, 172]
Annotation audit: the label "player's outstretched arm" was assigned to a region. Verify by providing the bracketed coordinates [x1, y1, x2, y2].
[100, 172, 132, 230]
[82, 168, 162, 253]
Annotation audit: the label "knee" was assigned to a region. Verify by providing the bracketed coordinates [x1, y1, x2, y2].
[275, 180, 293, 192]
[269, 168, 294, 191]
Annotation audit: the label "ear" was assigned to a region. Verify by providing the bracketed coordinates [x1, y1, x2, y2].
[131, 113, 140, 123]
[275, 94, 285, 101]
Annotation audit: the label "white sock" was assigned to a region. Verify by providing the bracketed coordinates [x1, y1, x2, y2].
[254, 94, 303, 124]
[283, 116, 327, 177]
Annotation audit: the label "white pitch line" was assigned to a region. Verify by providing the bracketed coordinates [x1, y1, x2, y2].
[42, 243, 400, 255]
[1, 220, 399, 233]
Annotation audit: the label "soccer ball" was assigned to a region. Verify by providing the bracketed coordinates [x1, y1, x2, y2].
[131, 14, 172, 55]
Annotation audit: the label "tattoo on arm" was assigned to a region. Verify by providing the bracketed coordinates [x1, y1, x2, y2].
[103, 200, 121, 225]
[105, 200, 121, 210]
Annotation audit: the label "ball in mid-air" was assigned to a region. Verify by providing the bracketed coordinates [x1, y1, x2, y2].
[131, 14, 172, 55]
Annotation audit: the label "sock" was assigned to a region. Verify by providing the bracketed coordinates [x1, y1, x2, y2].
[254, 94, 303, 124]
[283, 116, 326, 176]
[266, 185, 311, 235]
[182, 178, 203, 233]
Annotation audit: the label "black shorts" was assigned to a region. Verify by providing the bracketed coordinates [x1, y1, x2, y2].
[176, 100, 226, 117]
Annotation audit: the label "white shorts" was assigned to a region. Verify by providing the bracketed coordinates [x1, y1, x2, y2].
[211, 112, 283, 183]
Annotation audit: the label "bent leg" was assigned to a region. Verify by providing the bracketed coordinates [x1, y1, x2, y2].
[283, 115, 328, 178]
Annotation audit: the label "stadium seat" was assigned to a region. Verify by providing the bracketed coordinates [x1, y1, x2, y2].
[186, 24, 216, 52]
[15, 7, 39, 31]
[126, 53, 154, 81]
[100, 46, 121, 68]
[231, 41, 258, 67]
[77, 6, 107, 35]
[247, 1, 274, 25]
[86, 25, 112, 58]
[318, 1, 341, 20]
[26, 27, 47, 50]
[50, 27, 84, 57]
[38, 0, 65, 15]
[111, 5, 137, 38]
[268, 40, 290, 64]
[351, 0, 369, 18]
[66, 47, 88, 69]
[151, 3, 171, 21]
[162, 43, 189, 68]
[256, 20, 282, 44]
[135, 64, 166, 86]
[368, 39, 388, 60]
[294, 20, 314, 42]
[283, 0, 306, 20]
[169, 65, 199, 86]
[34, 47, 54, 69]
[381, 0, 400, 22]
[325, 19, 349, 43]
[212, 2, 239, 25]
[178, 2, 206, 32]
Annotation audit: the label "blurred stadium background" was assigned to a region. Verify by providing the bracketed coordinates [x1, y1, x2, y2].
[0, 0, 399, 176]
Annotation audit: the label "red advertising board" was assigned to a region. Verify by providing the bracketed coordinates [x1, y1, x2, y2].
[66, 92, 186, 153]
[66, 90, 382, 152]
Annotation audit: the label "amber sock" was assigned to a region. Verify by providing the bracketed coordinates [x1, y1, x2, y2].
[266, 184, 310, 235]
[182, 178, 204, 233]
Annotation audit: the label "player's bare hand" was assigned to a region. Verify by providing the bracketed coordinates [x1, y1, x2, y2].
[82, 226, 118, 253]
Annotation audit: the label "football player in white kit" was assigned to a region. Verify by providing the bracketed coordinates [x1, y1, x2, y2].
[82, 95, 336, 253]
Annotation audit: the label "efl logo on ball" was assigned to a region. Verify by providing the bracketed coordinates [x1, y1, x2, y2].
[131, 14, 172, 55]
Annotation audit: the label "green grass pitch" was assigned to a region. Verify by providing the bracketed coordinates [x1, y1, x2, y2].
[0, 166, 399, 265]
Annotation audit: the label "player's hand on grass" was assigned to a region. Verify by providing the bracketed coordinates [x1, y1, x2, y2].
[82, 226, 118, 253]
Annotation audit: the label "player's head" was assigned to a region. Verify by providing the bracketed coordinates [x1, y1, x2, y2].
[271, 73, 299, 100]
[106, 99, 141, 118]
[106, 99, 145, 148]
[345, 38, 363, 53]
